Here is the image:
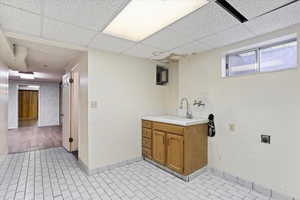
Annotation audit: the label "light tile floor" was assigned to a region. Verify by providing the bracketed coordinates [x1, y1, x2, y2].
[0, 148, 270, 200]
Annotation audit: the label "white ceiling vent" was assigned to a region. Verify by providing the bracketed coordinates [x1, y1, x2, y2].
[153, 53, 186, 63]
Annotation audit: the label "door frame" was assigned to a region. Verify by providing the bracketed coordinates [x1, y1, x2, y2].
[62, 65, 80, 153]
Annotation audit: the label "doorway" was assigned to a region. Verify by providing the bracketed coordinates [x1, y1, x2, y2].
[7, 82, 62, 153]
[18, 89, 39, 127]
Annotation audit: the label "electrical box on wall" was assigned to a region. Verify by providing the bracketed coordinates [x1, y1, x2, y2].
[156, 66, 168, 85]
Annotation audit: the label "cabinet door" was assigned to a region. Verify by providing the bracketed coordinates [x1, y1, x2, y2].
[166, 134, 184, 173]
[152, 130, 166, 165]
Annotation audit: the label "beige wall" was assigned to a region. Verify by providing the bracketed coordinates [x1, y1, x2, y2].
[178, 24, 300, 198]
[0, 59, 8, 155]
[76, 53, 89, 166]
[87, 49, 170, 170]
[165, 62, 179, 115]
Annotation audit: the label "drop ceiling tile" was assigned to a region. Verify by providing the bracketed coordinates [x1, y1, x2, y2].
[0, 4, 40, 36]
[198, 25, 254, 49]
[245, 1, 300, 36]
[44, 0, 129, 31]
[89, 33, 136, 53]
[0, 0, 41, 13]
[142, 28, 197, 51]
[123, 44, 163, 58]
[43, 18, 97, 46]
[168, 2, 239, 40]
[227, 0, 294, 19]
[172, 41, 212, 55]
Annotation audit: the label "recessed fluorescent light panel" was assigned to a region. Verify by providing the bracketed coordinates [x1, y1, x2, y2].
[103, 0, 209, 41]
[19, 72, 35, 80]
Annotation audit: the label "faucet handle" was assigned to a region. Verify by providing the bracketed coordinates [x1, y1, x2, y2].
[193, 100, 205, 107]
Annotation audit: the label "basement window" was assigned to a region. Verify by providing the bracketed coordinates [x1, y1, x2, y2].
[224, 38, 298, 77]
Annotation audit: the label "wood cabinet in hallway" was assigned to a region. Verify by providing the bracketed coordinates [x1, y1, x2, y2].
[18, 90, 38, 121]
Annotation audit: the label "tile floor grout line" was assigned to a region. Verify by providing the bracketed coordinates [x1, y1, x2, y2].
[0, 147, 292, 200]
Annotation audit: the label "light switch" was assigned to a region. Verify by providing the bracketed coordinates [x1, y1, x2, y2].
[90, 101, 98, 109]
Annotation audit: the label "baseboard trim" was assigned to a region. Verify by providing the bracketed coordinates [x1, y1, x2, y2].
[209, 168, 295, 200]
[144, 157, 208, 182]
[78, 156, 143, 176]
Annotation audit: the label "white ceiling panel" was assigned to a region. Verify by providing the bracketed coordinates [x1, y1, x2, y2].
[0, 4, 40, 36]
[227, 0, 294, 19]
[172, 41, 211, 55]
[123, 44, 163, 58]
[89, 33, 136, 53]
[10, 38, 81, 73]
[26, 50, 75, 73]
[0, 0, 41, 13]
[168, 2, 239, 40]
[44, 0, 129, 31]
[142, 28, 197, 51]
[9, 37, 80, 58]
[198, 25, 254, 49]
[43, 18, 97, 46]
[245, 1, 300, 36]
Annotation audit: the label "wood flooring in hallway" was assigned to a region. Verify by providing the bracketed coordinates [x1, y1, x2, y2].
[7, 125, 62, 153]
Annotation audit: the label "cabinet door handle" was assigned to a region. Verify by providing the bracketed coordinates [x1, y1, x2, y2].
[163, 137, 165, 145]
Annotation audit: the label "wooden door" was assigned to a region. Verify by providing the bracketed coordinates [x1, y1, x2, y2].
[166, 134, 184, 173]
[152, 130, 166, 165]
[18, 90, 38, 121]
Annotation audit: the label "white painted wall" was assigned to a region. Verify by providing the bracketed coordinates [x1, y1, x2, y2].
[0, 59, 8, 155]
[178, 24, 300, 198]
[38, 82, 60, 127]
[8, 80, 60, 128]
[74, 53, 89, 166]
[165, 62, 179, 115]
[87, 49, 169, 170]
[8, 81, 18, 129]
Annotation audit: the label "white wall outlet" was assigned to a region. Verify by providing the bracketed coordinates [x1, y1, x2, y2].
[228, 123, 236, 132]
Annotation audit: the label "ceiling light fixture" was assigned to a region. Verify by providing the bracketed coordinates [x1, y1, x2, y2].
[103, 0, 209, 41]
[19, 72, 35, 80]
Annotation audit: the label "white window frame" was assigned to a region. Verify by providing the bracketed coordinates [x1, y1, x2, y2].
[224, 38, 298, 77]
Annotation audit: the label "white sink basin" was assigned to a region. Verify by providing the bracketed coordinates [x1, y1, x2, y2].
[142, 115, 208, 126]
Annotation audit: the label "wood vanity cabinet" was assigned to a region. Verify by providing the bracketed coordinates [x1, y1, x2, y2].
[152, 130, 166, 165]
[166, 133, 184, 173]
[142, 120, 208, 176]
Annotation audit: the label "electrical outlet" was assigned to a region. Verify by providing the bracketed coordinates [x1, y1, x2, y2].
[261, 135, 271, 144]
[228, 123, 235, 132]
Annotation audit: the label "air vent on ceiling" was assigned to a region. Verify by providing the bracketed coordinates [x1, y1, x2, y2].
[215, 0, 248, 23]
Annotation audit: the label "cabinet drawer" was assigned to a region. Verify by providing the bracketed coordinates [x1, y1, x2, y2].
[142, 120, 152, 128]
[142, 128, 152, 138]
[142, 147, 152, 158]
[142, 137, 151, 148]
[153, 122, 184, 135]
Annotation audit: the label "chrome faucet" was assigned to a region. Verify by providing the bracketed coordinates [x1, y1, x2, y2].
[180, 97, 193, 119]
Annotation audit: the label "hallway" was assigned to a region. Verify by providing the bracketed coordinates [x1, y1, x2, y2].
[7, 126, 62, 153]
